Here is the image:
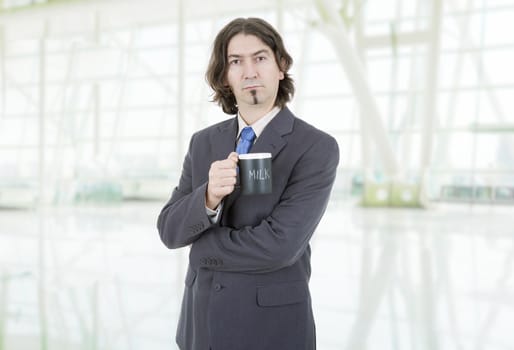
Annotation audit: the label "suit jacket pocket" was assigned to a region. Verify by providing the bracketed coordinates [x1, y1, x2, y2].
[257, 280, 308, 307]
[184, 267, 197, 287]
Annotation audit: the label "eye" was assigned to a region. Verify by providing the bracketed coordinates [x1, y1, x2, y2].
[256, 56, 267, 62]
[229, 59, 240, 65]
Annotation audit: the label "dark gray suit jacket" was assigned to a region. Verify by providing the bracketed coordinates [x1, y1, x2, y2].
[157, 107, 339, 350]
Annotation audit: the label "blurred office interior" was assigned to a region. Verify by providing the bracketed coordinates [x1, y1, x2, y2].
[0, 0, 513, 349]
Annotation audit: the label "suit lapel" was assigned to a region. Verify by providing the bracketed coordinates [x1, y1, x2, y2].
[251, 107, 294, 159]
[212, 117, 238, 162]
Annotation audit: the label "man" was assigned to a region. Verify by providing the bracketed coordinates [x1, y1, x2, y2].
[157, 17, 339, 350]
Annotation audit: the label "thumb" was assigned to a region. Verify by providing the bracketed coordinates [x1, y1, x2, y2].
[228, 152, 239, 162]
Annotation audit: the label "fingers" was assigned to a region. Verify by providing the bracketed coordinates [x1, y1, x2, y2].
[206, 152, 239, 209]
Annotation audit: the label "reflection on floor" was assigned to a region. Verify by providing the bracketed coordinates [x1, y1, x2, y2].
[0, 201, 513, 350]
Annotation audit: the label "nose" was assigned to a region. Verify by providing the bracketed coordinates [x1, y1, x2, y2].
[242, 61, 257, 79]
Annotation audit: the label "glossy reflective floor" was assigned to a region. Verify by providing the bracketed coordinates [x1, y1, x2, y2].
[1, 201, 513, 350]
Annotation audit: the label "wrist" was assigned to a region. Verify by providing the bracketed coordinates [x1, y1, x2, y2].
[206, 192, 221, 210]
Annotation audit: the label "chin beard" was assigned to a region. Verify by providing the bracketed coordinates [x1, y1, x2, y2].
[250, 90, 258, 104]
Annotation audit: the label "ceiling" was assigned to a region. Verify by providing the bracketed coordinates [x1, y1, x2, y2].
[0, 0, 315, 40]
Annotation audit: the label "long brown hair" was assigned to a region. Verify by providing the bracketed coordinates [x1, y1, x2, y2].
[205, 17, 295, 115]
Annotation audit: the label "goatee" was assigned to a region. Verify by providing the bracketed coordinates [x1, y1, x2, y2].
[250, 90, 258, 104]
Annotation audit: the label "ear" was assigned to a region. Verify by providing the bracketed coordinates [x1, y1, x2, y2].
[278, 58, 286, 80]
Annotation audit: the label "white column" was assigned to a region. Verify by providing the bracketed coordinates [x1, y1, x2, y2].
[0, 25, 5, 120]
[276, 0, 284, 33]
[37, 21, 49, 350]
[0, 271, 7, 350]
[38, 22, 48, 204]
[177, 0, 185, 158]
[315, 0, 399, 178]
[93, 12, 101, 157]
[353, 0, 372, 179]
[420, 0, 442, 178]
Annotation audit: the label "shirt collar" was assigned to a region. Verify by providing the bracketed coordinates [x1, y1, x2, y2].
[237, 106, 281, 139]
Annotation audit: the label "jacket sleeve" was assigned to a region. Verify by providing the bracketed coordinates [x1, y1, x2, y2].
[189, 135, 339, 273]
[157, 134, 212, 249]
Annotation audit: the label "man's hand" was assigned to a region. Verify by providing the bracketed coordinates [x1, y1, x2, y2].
[206, 152, 239, 210]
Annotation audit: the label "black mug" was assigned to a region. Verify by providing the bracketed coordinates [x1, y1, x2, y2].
[238, 153, 272, 195]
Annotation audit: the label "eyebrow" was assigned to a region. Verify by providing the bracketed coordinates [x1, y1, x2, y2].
[227, 49, 271, 58]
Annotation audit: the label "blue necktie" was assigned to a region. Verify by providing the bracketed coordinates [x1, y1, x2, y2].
[236, 127, 256, 154]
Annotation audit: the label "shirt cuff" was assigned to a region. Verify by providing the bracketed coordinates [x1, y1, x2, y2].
[206, 201, 223, 224]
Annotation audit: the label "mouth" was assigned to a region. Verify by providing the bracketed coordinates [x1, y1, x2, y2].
[243, 84, 262, 91]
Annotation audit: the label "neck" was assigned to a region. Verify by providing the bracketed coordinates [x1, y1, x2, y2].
[239, 102, 275, 125]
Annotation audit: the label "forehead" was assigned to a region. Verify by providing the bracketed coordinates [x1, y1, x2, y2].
[227, 33, 272, 56]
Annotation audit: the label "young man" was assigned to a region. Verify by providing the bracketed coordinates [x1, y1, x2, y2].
[157, 17, 339, 350]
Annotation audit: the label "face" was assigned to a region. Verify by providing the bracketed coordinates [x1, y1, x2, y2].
[225, 33, 285, 112]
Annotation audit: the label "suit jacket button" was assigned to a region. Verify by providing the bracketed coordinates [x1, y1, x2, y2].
[214, 283, 222, 291]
